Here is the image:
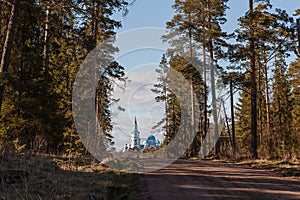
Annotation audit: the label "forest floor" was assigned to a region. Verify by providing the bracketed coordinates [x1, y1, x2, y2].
[222, 158, 300, 177]
[138, 159, 300, 200]
[0, 154, 138, 200]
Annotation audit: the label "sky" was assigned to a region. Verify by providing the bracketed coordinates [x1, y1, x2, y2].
[109, 0, 300, 151]
[114, 0, 299, 32]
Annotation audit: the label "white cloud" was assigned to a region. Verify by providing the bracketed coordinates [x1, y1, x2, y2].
[110, 64, 165, 151]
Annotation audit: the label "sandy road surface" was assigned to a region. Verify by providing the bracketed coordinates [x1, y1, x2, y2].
[138, 159, 300, 200]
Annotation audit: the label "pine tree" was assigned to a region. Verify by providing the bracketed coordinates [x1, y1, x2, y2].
[271, 57, 293, 158]
[0, 0, 129, 156]
[168, 55, 203, 158]
[288, 58, 300, 156]
[163, 0, 229, 157]
[235, 86, 252, 156]
[151, 54, 170, 142]
[231, 1, 294, 158]
[163, 0, 201, 157]
[0, 0, 20, 112]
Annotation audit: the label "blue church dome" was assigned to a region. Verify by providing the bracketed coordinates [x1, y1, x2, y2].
[146, 135, 156, 141]
[146, 135, 159, 148]
[124, 117, 161, 152]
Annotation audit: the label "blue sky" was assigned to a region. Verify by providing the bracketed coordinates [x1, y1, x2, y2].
[110, 0, 300, 151]
[114, 0, 298, 32]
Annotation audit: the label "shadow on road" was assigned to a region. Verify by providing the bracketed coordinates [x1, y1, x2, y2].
[138, 160, 300, 200]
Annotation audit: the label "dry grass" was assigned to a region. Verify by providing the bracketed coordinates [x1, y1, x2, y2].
[0, 154, 138, 200]
[215, 157, 300, 177]
[237, 159, 300, 177]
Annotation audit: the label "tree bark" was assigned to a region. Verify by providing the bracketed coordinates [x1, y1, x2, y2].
[222, 100, 232, 146]
[297, 19, 300, 53]
[202, 42, 207, 157]
[258, 62, 263, 145]
[263, 60, 271, 153]
[0, 0, 21, 113]
[230, 80, 236, 153]
[201, 4, 208, 155]
[249, 0, 258, 159]
[207, 1, 219, 156]
[188, 12, 197, 157]
[43, 5, 50, 79]
[0, 2, 2, 34]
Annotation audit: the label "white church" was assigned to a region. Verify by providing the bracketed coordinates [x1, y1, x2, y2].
[123, 117, 160, 152]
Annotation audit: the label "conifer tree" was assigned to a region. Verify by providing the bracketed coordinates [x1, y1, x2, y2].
[0, 0, 129, 155]
[271, 57, 293, 157]
[231, 0, 294, 158]
[0, 0, 20, 112]
[288, 58, 300, 155]
[235, 87, 251, 156]
[152, 54, 170, 142]
[163, 0, 229, 157]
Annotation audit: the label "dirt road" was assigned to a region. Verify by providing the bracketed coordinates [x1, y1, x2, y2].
[138, 159, 300, 200]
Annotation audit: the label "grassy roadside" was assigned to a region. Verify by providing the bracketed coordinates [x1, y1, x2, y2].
[213, 158, 300, 177]
[236, 159, 300, 177]
[0, 155, 138, 200]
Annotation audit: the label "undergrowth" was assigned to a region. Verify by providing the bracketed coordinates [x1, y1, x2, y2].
[0, 154, 138, 200]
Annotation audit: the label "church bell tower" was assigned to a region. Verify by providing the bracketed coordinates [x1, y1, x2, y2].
[131, 117, 141, 148]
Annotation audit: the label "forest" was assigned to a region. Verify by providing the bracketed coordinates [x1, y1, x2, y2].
[0, 0, 299, 163]
[154, 0, 300, 161]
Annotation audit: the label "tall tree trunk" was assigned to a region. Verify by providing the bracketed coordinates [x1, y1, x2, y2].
[258, 63, 263, 145]
[43, 5, 50, 79]
[207, 1, 219, 156]
[164, 82, 169, 144]
[297, 19, 300, 54]
[93, 0, 101, 125]
[0, 2, 2, 34]
[230, 80, 236, 153]
[0, 0, 21, 113]
[249, 0, 258, 159]
[200, 2, 207, 155]
[222, 100, 232, 146]
[209, 41, 219, 156]
[202, 42, 207, 157]
[92, 0, 99, 49]
[188, 12, 197, 157]
[263, 60, 271, 154]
